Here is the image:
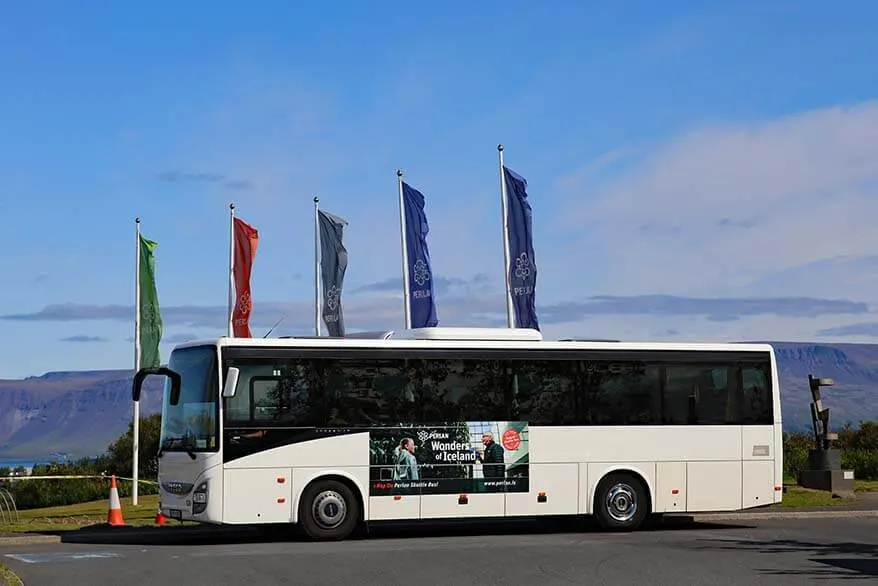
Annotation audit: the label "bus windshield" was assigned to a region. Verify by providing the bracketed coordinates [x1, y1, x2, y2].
[160, 345, 219, 454]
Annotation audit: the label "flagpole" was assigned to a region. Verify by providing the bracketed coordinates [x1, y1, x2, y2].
[132, 217, 141, 506]
[498, 144, 515, 328]
[314, 196, 321, 336]
[397, 170, 412, 330]
[227, 203, 235, 337]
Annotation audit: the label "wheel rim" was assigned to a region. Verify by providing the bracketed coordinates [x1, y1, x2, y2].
[605, 482, 637, 522]
[312, 490, 347, 529]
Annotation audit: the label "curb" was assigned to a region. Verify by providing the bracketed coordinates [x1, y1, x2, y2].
[690, 509, 878, 521]
[0, 534, 61, 546]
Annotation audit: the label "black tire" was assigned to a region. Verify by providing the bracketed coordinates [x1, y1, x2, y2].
[298, 479, 360, 541]
[593, 472, 649, 532]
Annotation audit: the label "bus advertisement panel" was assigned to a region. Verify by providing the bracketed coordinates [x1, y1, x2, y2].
[369, 421, 529, 496]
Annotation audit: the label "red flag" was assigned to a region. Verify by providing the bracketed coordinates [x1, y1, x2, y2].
[232, 217, 259, 338]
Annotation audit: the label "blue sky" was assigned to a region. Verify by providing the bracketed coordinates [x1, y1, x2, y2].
[2, 1, 878, 378]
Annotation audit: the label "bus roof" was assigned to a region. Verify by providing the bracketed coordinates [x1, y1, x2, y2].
[171, 326, 775, 354]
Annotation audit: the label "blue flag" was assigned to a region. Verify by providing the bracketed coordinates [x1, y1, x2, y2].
[503, 166, 539, 330]
[402, 182, 439, 328]
[317, 210, 348, 337]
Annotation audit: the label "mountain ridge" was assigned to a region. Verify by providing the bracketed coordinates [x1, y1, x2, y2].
[2, 341, 877, 460]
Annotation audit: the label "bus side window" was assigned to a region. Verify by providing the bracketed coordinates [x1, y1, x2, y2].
[251, 379, 280, 421]
[664, 366, 700, 424]
[223, 367, 250, 422]
[405, 358, 512, 423]
[664, 364, 739, 425]
[317, 358, 412, 426]
[740, 364, 772, 424]
[513, 360, 576, 425]
[580, 361, 661, 426]
[224, 362, 274, 424]
[224, 361, 317, 427]
[371, 360, 416, 423]
[404, 358, 449, 423]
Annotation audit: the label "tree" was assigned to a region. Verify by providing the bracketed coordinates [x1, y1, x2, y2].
[106, 413, 162, 479]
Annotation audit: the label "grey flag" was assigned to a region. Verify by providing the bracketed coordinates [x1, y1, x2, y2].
[318, 210, 348, 337]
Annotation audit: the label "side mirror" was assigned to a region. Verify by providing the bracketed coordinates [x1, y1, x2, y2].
[222, 367, 240, 398]
[132, 367, 182, 405]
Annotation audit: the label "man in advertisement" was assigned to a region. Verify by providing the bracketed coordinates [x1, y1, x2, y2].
[477, 431, 505, 478]
[393, 437, 420, 481]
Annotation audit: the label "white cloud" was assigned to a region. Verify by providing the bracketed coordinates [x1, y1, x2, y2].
[560, 100, 878, 298]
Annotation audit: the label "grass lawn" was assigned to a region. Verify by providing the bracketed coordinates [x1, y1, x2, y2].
[0, 494, 166, 533]
[0, 563, 22, 586]
[855, 479, 878, 491]
[772, 479, 878, 508]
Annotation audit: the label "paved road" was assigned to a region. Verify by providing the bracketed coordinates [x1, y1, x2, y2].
[2, 517, 877, 585]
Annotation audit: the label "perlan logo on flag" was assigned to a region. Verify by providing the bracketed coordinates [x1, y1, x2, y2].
[325, 285, 340, 312]
[514, 253, 533, 281]
[413, 259, 430, 287]
[237, 291, 251, 315]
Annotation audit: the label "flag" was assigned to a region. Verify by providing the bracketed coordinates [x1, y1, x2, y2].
[401, 182, 439, 328]
[503, 166, 539, 330]
[232, 217, 259, 338]
[138, 234, 163, 368]
[317, 210, 348, 336]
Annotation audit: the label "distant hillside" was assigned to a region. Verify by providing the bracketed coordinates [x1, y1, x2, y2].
[1, 341, 876, 459]
[0, 370, 163, 459]
[768, 342, 878, 433]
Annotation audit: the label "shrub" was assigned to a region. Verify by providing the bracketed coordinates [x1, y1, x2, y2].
[2, 413, 162, 511]
[783, 431, 813, 480]
[783, 420, 878, 481]
[3, 476, 158, 510]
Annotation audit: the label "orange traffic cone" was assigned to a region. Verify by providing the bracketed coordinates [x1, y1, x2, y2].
[106, 475, 125, 526]
[154, 508, 167, 526]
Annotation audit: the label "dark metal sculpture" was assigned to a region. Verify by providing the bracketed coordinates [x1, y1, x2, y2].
[808, 374, 837, 450]
[799, 374, 854, 496]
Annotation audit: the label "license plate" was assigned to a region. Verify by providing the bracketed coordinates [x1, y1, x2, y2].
[169, 509, 182, 520]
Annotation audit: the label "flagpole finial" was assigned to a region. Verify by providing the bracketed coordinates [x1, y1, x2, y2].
[229, 202, 235, 211]
[396, 169, 403, 178]
[497, 144, 504, 152]
[313, 196, 319, 204]
[135, 217, 141, 224]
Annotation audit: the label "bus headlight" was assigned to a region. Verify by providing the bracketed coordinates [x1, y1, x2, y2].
[192, 481, 208, 514]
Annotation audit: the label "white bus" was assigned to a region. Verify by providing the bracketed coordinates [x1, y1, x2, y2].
[131, 327, 783, 541]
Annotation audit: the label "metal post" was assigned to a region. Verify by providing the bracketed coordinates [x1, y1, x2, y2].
[314, 196, 321, 336]
[227, 203, 235, 337]
[132, 217, 141, 505]
[397, 170, 412, 329]
[498, 144, 515, 328]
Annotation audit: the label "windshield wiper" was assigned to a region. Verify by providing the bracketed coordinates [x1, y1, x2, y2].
[158, 437, 197, 460]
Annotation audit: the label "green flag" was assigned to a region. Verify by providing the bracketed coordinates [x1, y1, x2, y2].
[138, 233, 163, 368]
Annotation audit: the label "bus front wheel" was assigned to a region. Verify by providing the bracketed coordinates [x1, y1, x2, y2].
[593, 472, 649, 532]
[298, 479, 360, 541]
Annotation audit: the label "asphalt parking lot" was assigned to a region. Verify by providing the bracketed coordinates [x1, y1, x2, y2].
[2, 516, 876, 585]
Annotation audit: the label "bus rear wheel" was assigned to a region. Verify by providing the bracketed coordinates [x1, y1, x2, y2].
[298, 479, 360, 541]
[593, 472, 649, 532]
